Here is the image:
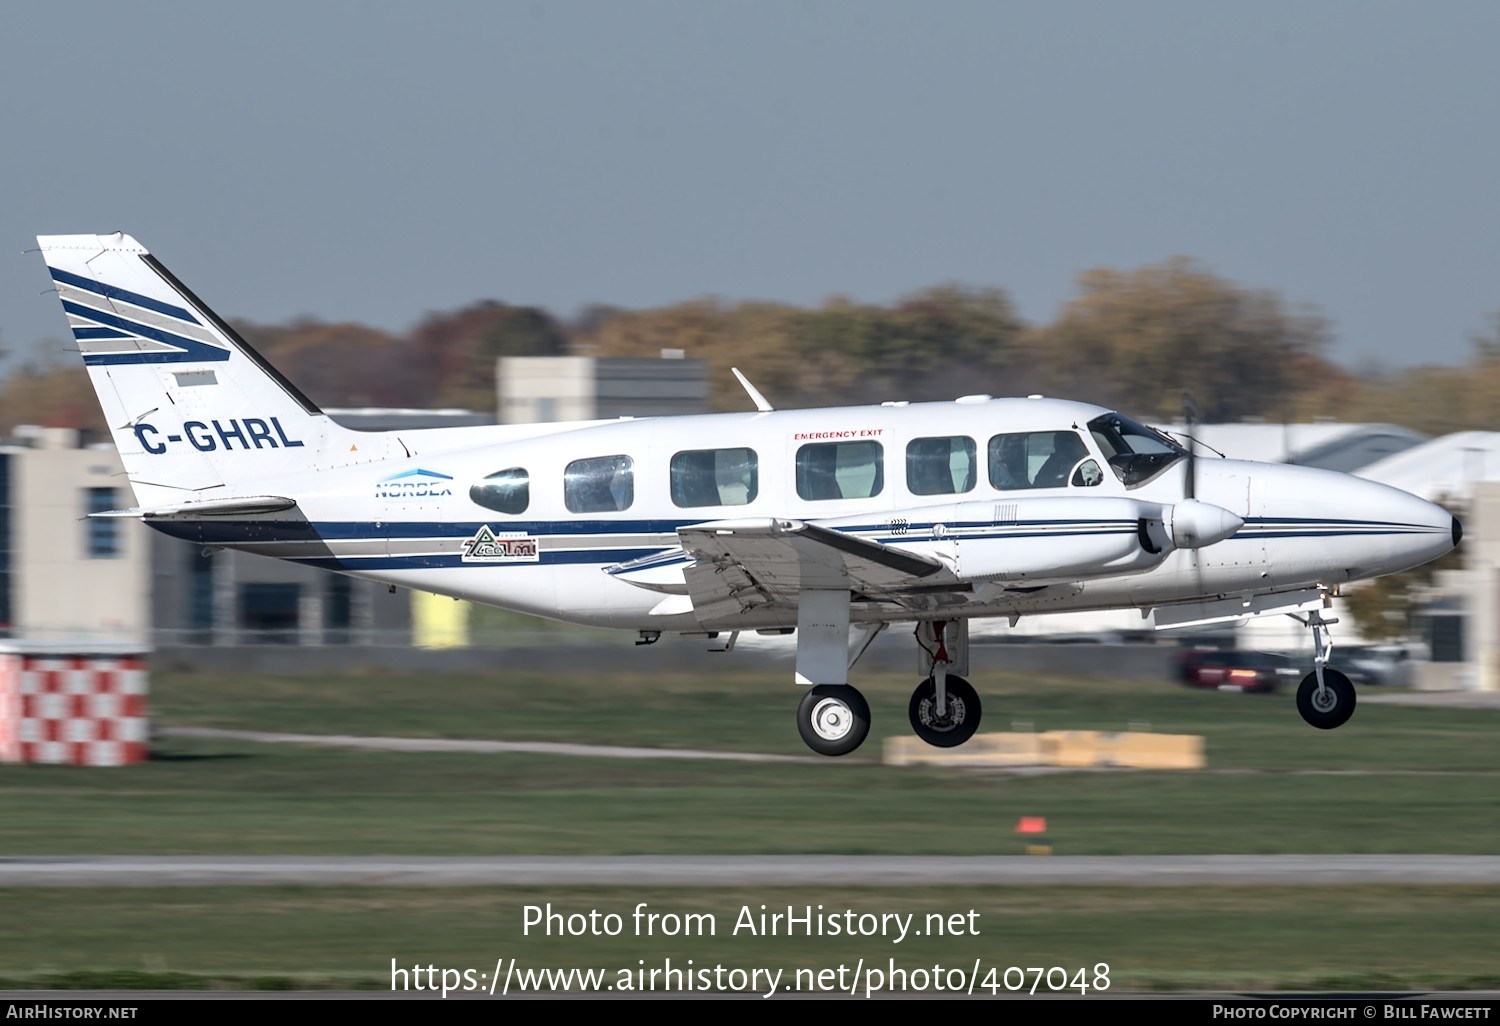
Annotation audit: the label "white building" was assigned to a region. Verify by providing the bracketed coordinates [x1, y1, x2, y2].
[0, 428, 150, 643]
[498, 354, 707, 424]
[1353, 437, 1500, 691]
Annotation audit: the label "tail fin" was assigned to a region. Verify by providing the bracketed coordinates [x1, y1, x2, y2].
[36, 233, 384, 507]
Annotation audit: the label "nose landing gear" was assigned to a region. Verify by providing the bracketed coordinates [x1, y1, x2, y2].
[1296, 668, 1356, 729]
[1290, 607, 1357, 729]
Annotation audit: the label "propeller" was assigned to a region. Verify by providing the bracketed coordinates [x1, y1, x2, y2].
[1160, 392, 1241, 551]
[1181, 390, 1208, 606]
[1182, 389, 1201, 502]
[1144, 393, 1243, 626]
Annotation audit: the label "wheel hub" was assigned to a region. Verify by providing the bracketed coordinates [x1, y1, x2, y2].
[810, 697, 853, 741]
[1312, 687, 1338, 713]
[919, 696, 966, 731]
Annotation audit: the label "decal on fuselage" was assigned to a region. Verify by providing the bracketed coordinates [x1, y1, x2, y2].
[792, 428, 885, 440]
[376, 468, 454, 499]
[461, 525, 541, 563]
[134, 416, 305, 454]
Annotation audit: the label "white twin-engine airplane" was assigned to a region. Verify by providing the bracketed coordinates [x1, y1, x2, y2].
[37, 233, 1462, 756]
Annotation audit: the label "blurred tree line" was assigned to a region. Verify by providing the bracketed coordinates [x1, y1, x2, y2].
[2, 260, 1483, 645]
[3, 257, 1497, 439]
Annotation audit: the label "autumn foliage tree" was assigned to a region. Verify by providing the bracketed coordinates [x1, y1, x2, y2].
[233, 319, 409, 408]
[571, 285, 1025, 411]
[406, 301, 566, 410]
[0, 340, 105, 437]
[5, 260, 1499, 441]
[1026, 258, 1333, 422]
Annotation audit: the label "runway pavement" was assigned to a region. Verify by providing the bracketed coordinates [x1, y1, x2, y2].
[1360, 691, 1500, 709]
[162, 726, 829, 763]
[3, 855, 1499, 887]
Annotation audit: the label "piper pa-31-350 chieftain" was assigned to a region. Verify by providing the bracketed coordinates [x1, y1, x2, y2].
[36, 233, 1462, 756]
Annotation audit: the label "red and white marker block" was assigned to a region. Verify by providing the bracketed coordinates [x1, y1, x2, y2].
[0, 654, 149, 766]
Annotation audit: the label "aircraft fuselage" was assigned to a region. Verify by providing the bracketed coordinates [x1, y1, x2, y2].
[143, 397, 1457, 632]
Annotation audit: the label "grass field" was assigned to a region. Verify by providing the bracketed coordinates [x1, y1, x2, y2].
[4, 665, 1494, 856]
[150, 664, 1500, 770]
[2, 661, 1498, 991]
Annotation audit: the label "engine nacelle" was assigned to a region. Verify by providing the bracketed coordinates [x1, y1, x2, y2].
[881, 496, 1177, 585]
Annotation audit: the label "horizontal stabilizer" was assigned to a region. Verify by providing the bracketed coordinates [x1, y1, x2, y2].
[89, 495, 298, 519]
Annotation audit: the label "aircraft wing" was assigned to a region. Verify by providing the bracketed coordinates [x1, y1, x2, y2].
[674, 518, 960, 624]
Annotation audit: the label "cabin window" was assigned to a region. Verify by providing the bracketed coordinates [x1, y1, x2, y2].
[1072, 459, 1104, 487]
[987, 431, 1094, 490]
[565, 454, 634, 513]
[905, 436, 977, 496]
[670, 448, 758, 508]
[469, 468, 530, 515]
[795, 441, 884, 501]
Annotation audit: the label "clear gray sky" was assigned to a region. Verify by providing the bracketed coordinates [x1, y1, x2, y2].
[4, 1, 1499, 375]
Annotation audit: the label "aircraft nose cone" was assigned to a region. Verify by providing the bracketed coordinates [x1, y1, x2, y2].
[1453, 515, 1464, 548]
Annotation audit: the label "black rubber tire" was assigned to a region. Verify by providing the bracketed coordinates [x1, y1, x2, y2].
[1296, 668, 1356, 729]
[908, 674, 982, 748]
[796, 684, 871, 757]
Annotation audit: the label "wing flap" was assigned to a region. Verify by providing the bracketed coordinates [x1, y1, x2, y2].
[674, 518, 957, 625]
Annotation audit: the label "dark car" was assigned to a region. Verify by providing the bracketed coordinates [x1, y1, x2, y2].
[1338, 645, 1417, 687]
[1176, 649, 1301, 694]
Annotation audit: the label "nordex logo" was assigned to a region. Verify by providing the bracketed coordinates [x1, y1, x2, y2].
[377, 468, 454, 499]
[461, 525, 540, 562]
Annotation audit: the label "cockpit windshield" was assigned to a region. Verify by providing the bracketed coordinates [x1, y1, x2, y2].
[1087, 413, 1187, 485]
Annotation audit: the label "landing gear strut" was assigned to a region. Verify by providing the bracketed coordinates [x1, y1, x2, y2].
[1290, 607, 1356, 729]
[790, 589, 871, 756]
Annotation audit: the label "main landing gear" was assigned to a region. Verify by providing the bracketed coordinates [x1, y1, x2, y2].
[797, 685, 871, 757]
[908, 620, 982, 748]
[1290, 607, 1356, 729]
[788, 594, 982, 757]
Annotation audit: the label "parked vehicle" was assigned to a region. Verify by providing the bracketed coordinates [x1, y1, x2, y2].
[1338, 645, 1419, 687]
[1176, 649, 1301, 694]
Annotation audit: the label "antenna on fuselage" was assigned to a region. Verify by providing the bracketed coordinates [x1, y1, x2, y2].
[732, 367, 775, 412]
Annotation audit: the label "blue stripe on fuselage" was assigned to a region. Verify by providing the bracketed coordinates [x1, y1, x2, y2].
[290, 549, 667, 571]
[143, 515, 1441, 574]
[145, 517, 1140, 545]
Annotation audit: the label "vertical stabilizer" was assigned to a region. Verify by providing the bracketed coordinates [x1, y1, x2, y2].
[36, 233, 389, 506]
